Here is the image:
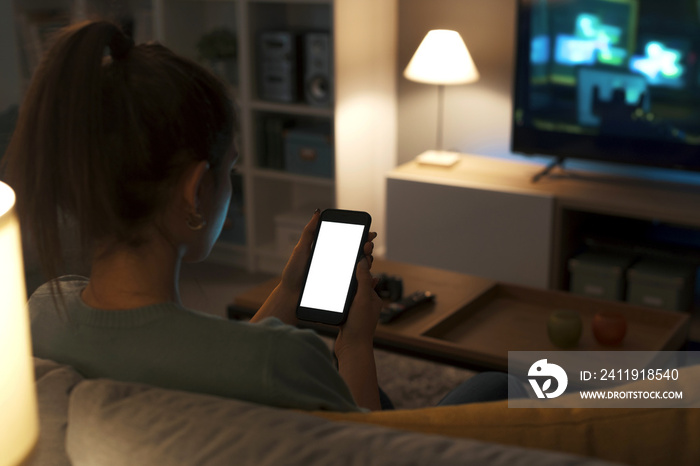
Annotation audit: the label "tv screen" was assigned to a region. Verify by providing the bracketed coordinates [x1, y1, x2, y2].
[511, 0, 700, 172]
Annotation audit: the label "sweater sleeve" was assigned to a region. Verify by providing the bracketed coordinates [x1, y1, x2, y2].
[259, 318, 361, 412]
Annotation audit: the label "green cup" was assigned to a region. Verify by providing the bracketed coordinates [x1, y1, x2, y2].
[547, 309, 583, 348]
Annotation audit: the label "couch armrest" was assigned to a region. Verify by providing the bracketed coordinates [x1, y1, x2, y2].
[313, 363, 700, 466]
[65, 379, 616, 466]
[313, 401, 700, 465]
[30, 358, 84, 466]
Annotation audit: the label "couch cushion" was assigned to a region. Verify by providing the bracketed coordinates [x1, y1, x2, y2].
[30, 358, 84, 466]
[65, 379, 614, 466]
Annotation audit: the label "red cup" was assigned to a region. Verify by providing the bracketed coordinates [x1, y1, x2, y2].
[592, 311, 627, 346]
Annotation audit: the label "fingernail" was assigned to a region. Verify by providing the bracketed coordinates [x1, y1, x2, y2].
[314, 208, 321, 215]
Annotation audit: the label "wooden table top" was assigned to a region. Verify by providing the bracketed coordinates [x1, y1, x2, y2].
[230, 259, 690, 372]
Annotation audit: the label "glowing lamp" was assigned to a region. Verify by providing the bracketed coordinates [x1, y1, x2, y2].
[404, 29, 479, 167]
[0, 181, 38, 465]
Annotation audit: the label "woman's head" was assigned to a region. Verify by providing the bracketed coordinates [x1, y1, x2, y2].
[2, 20, 236, 279]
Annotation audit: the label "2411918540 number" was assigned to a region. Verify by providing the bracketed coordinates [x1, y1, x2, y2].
[598, 368, 679, 382]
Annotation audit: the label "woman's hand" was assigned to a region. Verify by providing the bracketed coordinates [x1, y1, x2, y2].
[280, 211, 377, 296]
[251, 209, 377, 326]
[254, 208, 382, 409]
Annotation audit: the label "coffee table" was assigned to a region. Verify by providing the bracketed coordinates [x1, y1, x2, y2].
[228, 259, 690, 372]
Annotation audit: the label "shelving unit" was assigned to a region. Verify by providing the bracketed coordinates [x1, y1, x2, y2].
[156, 0, 397, 273]
[13, 0, 397, 274]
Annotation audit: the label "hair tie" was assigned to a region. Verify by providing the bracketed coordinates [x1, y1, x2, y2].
[109, 31, 134, 60]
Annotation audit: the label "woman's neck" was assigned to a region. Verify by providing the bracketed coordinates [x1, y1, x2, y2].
[82, 237, 183, 310]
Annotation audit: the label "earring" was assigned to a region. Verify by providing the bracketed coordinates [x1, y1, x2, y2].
[186, 212, 207, 231]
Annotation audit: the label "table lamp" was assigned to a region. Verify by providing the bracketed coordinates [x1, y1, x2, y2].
[404, 29, 479, 167]
[0, 181, 38, 466]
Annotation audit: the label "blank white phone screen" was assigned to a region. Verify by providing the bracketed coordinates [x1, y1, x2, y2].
[299, 221, 365, 313]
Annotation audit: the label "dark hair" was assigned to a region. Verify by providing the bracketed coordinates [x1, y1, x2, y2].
[1, 20, 235, 282]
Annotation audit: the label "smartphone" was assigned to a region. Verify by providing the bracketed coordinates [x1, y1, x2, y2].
[296, 209, 372, 325]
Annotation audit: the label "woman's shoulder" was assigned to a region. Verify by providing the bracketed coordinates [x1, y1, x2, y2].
[28, 276, 88, 312]
[30, 275, 89, 299]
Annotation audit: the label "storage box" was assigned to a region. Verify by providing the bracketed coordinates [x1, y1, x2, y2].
[284, 128, 333, 178]
[626, 259, 696, 312]
[568, 252, 635, 301]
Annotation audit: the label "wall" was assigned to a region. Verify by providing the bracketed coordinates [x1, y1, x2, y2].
[397, 0, 517, 165]
[0, 0, 22, 112]
[396, 0, 700, 186]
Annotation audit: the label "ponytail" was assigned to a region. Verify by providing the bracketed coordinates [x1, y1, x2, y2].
[2, 20, 234, 283]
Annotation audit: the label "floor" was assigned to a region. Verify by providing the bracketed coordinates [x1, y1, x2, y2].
[179, 258, 476, 409]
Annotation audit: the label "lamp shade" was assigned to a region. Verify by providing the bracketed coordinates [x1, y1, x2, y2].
[403, 29, 480, 85]
[0, 181, 38, 466]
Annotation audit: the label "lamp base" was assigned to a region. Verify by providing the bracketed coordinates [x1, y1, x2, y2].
[415, 150, 461, 167]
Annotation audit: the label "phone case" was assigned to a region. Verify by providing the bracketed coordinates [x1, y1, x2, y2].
[296, 209, 372, 325]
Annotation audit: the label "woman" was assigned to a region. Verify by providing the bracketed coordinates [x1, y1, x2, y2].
[3, 20, 383, 411]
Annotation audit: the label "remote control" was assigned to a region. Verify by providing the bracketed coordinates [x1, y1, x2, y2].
[379, 291, 435, 324]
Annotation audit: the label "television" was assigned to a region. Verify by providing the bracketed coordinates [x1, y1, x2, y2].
[511, 0, 700, 174]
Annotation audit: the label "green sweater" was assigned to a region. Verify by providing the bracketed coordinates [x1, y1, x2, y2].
[29, 276, 360, 412]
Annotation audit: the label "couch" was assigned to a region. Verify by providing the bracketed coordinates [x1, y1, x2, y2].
[30, 358, 700, 465]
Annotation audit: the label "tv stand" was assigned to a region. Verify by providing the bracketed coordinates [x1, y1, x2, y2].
[386, 153, 700, 341]
[531, 156, 565, 183]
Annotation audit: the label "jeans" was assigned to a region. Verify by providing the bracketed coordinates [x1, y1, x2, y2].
[437, 372, 529, 406]
[379, 372, 529, 410]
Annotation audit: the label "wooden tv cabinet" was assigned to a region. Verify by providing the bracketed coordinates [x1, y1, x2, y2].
[386, 154, 700, 341]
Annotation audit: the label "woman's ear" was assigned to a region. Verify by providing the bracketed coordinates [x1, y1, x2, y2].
[182, 160, 210, 212]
